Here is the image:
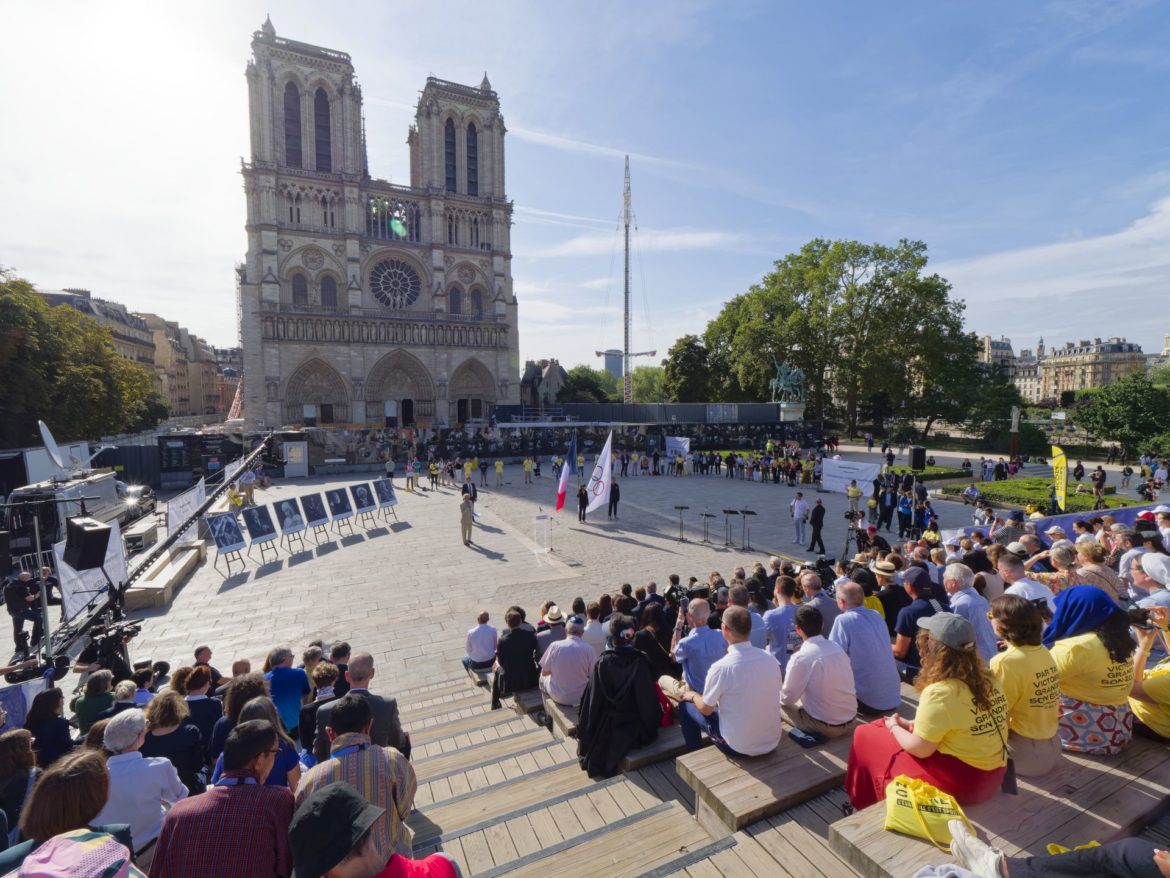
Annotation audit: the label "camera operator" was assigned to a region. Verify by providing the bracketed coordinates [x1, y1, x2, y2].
[73, 622, 138, 684]
[4, 570, 43, 655]
[864, 524, 890, 553]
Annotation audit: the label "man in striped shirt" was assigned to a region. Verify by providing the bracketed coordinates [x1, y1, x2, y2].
[296, 693, 417, 859]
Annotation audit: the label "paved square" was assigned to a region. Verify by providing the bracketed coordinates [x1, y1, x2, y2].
[132, 459, 974, 694]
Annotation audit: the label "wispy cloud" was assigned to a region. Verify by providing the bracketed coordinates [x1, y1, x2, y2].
[509, 124, 705, 172]
[939, 193, 1170, 350]
[529, 228, 747, 259]
[513, 205, 617, 231]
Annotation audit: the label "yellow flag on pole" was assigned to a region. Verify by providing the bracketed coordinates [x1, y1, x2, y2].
[1051, 445, 1068, 513]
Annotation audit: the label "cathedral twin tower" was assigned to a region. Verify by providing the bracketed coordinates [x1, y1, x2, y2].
[238, 17, 520, 430]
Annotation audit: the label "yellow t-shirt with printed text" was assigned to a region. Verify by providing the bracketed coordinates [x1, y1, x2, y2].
[1050, 632, 1134, 706]
[1129, 659, 1170, 738]
[913, 678, 1009, 771]
[990, 644, 1060, 739]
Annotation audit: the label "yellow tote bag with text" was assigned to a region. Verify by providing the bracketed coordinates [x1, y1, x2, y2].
[883, 775, 973, 849]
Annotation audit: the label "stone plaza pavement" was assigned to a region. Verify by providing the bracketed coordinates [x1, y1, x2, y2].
[131, 461, 976, 695]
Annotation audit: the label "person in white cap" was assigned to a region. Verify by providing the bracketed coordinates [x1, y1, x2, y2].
[1043, 524, 1068, 542]
[1134, 553, 1170, 612]
[1154, 506, 1170, 547]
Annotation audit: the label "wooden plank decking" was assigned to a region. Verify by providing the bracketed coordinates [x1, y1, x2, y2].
[829, 735, 1170, 878]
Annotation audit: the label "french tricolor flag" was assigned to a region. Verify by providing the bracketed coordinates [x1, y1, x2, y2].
[555, 434, 577, 512]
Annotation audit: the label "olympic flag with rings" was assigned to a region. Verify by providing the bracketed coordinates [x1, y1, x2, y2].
[585, 431, 615, 515]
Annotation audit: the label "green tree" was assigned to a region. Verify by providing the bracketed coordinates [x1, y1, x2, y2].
[661, 334, 711, 402]
[556, 365, 620, 403]
[701, 238, 959, 430]
[1073, 373, 1170, 456]
[0, 272, 160, 447]
[631, 365, 666, 402]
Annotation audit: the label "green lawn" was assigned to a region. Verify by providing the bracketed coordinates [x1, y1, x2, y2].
[939, 476, 1133, 511]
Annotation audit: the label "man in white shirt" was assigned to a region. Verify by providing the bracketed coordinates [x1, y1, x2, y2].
[790, 492, 810, 546]
[539, 615, 597, 707]
[998, 551, 1055, 615]
[942, 563, 999, 666]
[1156, 508, 1170, 548]
[677, 607, 782, 756]
[581, 601, 608, 656]
[462, 610, 497, 673]
[93, 708, 187, 857]
[780, 605, 857, 738]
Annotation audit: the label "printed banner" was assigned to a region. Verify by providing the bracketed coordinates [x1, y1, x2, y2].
[1051, 445, 1068, 513]
[53, 520, 127, 622]
[167, 478, 206, 547]
[664, 436, 691, 460]
[821, 458, 881, 494]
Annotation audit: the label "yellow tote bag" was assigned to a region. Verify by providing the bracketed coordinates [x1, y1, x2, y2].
[883, 775, 974, 850]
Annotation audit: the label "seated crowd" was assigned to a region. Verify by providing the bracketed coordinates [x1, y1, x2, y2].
[464, 511, 1170, 821]
[0, 639, 460, 878]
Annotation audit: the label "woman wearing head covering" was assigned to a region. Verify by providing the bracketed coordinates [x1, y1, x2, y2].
[988, 595, 1061, 777]
[575, 614, 663, 779]
[845, 613, 1009, 811]
[1044, 585, 1137, 755]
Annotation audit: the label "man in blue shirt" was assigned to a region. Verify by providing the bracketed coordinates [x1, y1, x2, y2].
[763, 576, 799, 672]
[892, 567, 944, 684]
[264, 647, 311, 735]
[658, 598, 726, 702]
[829, 582, 902, 715]
[942, 562, 999, 666]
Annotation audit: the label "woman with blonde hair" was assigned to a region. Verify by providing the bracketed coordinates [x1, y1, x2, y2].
[846, 613, 1008, 810]
[139, 690, 205, 793]
[1072, 540, 1122, 603]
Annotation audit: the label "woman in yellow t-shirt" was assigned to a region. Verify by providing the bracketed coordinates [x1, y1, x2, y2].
[845, 613, 1009, 810]
[1128, 606, 1170, 739]
[988, 595, 1061, 776]
[1044, 586, 1136, 755]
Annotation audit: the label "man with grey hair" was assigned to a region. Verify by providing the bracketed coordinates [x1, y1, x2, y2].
[998, 551, 1056, 614]
[660, 598, 727, 703]
[93, 708, 187, 861]
[943, 563, 999, 665]
[539, 614, 597, 706]
[829, 581, 901, 715]
[800, 573, 840, 638]
[264, 645, 310, 739]
[314, 651, 408, 761]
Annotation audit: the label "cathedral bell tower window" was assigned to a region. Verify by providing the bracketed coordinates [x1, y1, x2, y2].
[466, 123, 478, 196]
[314, 88, 331, 173]
[284, 82, 302, 169]
[444, 119, 457, 193]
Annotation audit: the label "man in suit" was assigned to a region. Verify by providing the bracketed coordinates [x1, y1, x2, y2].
[313, 651, 409, 761]
[807, 498, 827, 554]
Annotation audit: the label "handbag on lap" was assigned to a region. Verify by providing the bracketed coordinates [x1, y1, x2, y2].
[883, 775, 974, 849]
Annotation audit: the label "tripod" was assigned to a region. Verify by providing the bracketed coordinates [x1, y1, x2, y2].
[841, 512, 869, 561]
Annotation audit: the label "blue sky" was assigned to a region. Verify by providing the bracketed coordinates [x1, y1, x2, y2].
[2, 1, 1168, 370]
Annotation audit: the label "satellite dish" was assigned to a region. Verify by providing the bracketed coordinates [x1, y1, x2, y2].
[38, 420, 66, 470]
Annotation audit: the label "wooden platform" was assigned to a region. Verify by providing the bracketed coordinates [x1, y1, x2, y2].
[677, 727, 854, 836]
[546, 699, 580, 737]
[513, 689, 544, 716]
[829, 735, 1170, 878]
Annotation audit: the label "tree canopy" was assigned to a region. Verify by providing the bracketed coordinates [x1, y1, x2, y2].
[661, 335, 710, 402]
[1073, 373, 1170, 455]
[702, 238, 968, 433]
[556, 365, 620, 403]
[0, 273, 164, 448]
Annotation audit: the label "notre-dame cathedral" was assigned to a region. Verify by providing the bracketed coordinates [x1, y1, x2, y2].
[237, 17, 520, 429]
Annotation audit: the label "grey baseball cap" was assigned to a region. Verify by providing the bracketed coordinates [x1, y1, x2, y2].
[918, 612, 977, 652]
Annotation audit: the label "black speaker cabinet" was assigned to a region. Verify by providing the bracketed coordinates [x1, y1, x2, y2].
[63, 517, 111, 571]
[910, 446, 927, 471]
[0, 531, 10, 576]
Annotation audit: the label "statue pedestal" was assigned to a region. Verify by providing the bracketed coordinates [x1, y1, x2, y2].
[778, 401, 805, 422]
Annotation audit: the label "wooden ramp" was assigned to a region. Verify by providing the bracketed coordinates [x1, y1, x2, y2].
[829, 735, 1170, 878]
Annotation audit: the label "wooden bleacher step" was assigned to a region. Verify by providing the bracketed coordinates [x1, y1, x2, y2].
[402, 691, 493, 725]
[410, 707, 533, 747]
[414, 738, 574, 806]
[676, 726, 853, 836]
[475, 801, 733, 878]
[546, 700, 697, 772]
[397, 678, 475, 702]
[410, 760, 625, 849]
[829, 734, 1170, 878]
[413, 728, 558, 784]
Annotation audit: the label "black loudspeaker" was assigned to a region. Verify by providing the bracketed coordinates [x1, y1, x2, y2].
[63, 517, 111, 571]
[0, 531, 10, 576]
[910, 446, 927, 471]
